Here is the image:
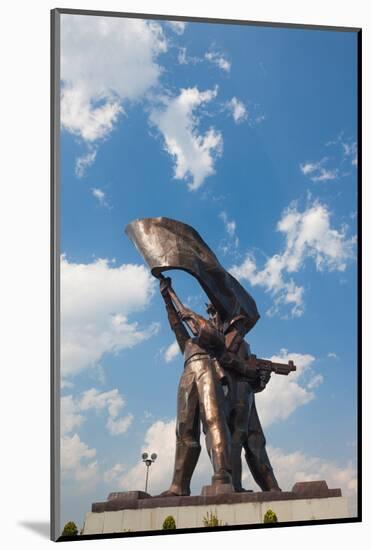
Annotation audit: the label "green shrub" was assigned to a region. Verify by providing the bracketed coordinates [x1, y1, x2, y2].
[162, 515, 176, 530]
[263, 509, 278, 523]
[62, 521, 79, 536]
[203, 510, 224, 527]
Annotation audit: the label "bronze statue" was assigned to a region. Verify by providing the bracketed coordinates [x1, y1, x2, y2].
[125, 217, 296, 495]
[206, 303, 283, 492]
[157, 276, 233, 495]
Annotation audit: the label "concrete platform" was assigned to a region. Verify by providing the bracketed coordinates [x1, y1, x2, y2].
[81, 481, 349, 535]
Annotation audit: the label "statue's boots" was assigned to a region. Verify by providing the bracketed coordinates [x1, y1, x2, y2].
[233, 486, 253, 493]
[259, 464, 281, 492]
[158, 489, 182, 497]
[209, 446, 234, 493]
[211, 470, 233, 487]
[250, 461, 281, 492]
[160, 442, 201, 497]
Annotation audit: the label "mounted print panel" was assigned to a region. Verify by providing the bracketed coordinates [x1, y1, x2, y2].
[51, 8, 361, 541]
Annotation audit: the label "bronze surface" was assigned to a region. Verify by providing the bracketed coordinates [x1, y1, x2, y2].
[126, 217, 297, 496]
[125, 217, 260, 331]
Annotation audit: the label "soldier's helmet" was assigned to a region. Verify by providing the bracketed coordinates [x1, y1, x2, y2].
[206, 303, 224, 331]
[205, 302, 217, 315]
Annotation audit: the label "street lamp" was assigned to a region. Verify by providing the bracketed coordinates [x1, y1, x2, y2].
[142, 452, 157, 493]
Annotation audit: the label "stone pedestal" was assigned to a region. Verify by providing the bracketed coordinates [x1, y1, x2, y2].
[81, 481, 349, 535]
[201, 482, 235, 496]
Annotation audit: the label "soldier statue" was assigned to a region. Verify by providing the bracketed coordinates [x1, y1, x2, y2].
[206, 303, 281, 492]
[126, 216, 295, 496]
[158, 276, 233, 496]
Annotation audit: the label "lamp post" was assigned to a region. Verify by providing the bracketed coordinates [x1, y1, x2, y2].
[142, 452, 157, 493]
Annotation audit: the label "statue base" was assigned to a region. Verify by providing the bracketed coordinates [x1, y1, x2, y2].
[201, 482, 235, 496]
[81, 481, 349, 535]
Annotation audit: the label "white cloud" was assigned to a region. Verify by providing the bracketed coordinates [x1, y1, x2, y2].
[91, 187, 110, 208]
[62, 387, 133, 437]
[61, 379, 74, 389]
[342, 140, 357, 166]
[61, 86, 123, 143]
[219, 211, 239, 256]
[79, 388, 133, 436]
[61, 386, 135, 495]
[166, 21, 186, 34]
[106, 414, 134, 436]
[306, 373, 324, 389]
[300, 159, 324, 175]
[301, 135, 357, 183]
[328, 352, 338, 359]
[164, 340, 180, 363]
[61, 395, 84, 436]
[61, 434, 99, 491]
[177, 47, 204, 66]
[150, 87, 222, 190]
[75, 149, 97, 178]
[300, 158, 339, 182]
[276, 202, 356, 272]
[79, 387, 124, 417]
[91, 188, 104, 202]
[230, 201, 356, 317]
[326, 133, 358, 167]
[177, 47, 188, 64]
[254, 114, 266, 124]
[255, 349, 320, 427]
[242, 446, 357, 516]
[61, 433, 96, 471]
[220, 211, 237, 237]
[231, 254, 305, 318]
[177, 46, 230, 73]
[205, 50, 231, 72]
[104, 463, 126, 484]
[312, 169, 339, 182]
[177, 47, 201, 66]
[74, 459, 99, 486]
[61, 256, 158, 378]
[60, 387, 132, 492]
[61, 14, 167, 148]
[226, 97, 248, 124]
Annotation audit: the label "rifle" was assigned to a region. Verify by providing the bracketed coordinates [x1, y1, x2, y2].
[159, 275, 296, 377]
[246, 354, 296, 376]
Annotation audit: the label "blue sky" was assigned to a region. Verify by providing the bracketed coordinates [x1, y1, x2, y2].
[59, 13, 358, 532]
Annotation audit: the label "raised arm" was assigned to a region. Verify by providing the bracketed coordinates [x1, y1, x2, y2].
[160, 277, 190, 354]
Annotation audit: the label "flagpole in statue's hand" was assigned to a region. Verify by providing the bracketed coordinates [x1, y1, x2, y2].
[158, 274, 199, 336]
[159, 274, 172, 297]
